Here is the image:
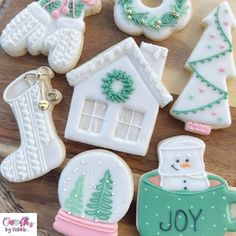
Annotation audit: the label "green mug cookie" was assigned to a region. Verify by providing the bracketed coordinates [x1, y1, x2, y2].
[137, 136, 236, 236]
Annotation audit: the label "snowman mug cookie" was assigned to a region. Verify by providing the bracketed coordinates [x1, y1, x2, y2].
[137, 136, 236, 236]
[54, 149, 134, 236]
[1, 0, 102, 74]
[114, 0, 192, 41]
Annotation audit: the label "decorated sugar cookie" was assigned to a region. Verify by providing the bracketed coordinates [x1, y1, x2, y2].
[53, 150, 134, 236]
[170, 2, 236, 135]
[65, 37, 173, 156]
[0, 0, 102, 74]
[114, 0, 192, 41]
[0, 67, 65, 182]
[137, 136, 236, 236]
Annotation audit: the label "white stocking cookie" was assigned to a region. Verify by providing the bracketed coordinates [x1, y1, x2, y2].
[53, 150, 134, 236]
[137, 136, 236, 236]
[0, 67, 66, 182]
[65, 37, 172, 156]
[170, 2, 236, 135]
[1, 0, 102, 74]
[114, 0, 192, 41]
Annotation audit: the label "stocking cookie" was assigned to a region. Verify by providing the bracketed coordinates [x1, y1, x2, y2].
[53, 149, 134, 236]
[65, 37, 172, 156]
[1, 0, 102, 74]
[170, 2, 236, 135]
[1, 67, 65, 182]
[137, 136, 236, 236]
[114, 0, 192, 41]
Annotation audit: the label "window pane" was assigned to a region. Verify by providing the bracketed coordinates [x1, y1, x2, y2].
[128, 127, 140, 142]
[115, 123, 129, 140]
[94, 102, 107, 118]
[90, 118, 103, 133]
[79, 115, 92, 131]
[82, 99, 95, 114]
[132, 111, 144, 127]
[119, 108, 133, 123]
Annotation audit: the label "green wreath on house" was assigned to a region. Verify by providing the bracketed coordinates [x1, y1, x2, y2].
[102, 70, 135, 103]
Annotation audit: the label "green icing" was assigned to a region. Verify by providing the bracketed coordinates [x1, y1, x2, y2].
[102, 70, 135, 103]
[39, 0, 85, 18]
[64, 175, 84, 215]
[85, 170, 113, 221]
[173, 6, 231, 116]
[118, 0, 189, 30]
[137, 171, 236, 236]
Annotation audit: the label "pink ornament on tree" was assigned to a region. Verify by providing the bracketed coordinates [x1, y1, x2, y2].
[82, 0, 99, 6]
[52, 10, 61, 19]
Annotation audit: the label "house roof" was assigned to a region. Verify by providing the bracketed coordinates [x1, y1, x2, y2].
[66, 37, 173, 107]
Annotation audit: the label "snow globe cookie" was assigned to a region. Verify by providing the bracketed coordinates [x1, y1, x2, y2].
[0, 0, 102, 74]
[137, 136, 236, 236]
[65, 37, 172, 156]
[54, 149, 134, 236]
[170, 2, 236, 135]
[114, 0, 192, 41]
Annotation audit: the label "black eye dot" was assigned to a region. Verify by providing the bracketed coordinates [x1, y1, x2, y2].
[186, 159, 190, 162]
[176, 159, 180, 163]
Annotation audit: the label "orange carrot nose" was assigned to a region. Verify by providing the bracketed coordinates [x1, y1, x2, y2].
[180, 162, 191, 168]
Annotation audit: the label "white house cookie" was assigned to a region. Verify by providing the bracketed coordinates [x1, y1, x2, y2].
[114, 0, 192, 41]
[0, 0, 102, 74]
[65, 37, 173, 156]
[170, 2, 236, 135]
[137, 136, 236, 236]
[0, 67, 65, 182]
[53, 149, 134, 236]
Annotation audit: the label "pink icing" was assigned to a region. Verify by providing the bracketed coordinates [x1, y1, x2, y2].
[53, 209, 118, 236]
[82, 0, 99, 6]
[210, 34, 216, 39]
[185, 122, 211, 135]
[199, 88, 205, 93]
[219, 67, 226, 73]
[211, 111, 217, 116]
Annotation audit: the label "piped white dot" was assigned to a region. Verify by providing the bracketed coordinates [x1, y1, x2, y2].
[222, 196, 226, 200]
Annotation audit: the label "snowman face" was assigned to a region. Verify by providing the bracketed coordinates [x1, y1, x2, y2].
[158, 149, 205, 176]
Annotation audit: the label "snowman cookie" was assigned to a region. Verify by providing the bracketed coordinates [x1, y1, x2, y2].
[170, 2, 236, 135]
[53, 149, 134, 236]
[137, 136, 236, 236]
[114, 0, 192, 41]
[1, 0, 102, 74]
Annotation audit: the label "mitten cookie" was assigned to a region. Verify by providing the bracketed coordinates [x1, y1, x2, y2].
[1, 67, 65, 182]
[53, 149, 134, 236]
[1, 0, 102, 74]
[114, 0, 192, 41]
[137, 136, 236, 236]
[170, 1, 236, 135]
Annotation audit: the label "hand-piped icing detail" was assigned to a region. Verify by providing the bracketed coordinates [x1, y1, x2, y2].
[170, 2, 236, 133]
[114, 0, 192, 41]
[102, 70, 135, 103]
[137, 136, 236, 236]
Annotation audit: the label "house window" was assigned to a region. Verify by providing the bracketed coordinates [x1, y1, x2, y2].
[115, 108, 144, 142]
[79, 99, 107, 133]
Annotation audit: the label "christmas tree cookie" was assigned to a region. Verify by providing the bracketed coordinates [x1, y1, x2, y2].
[170, 1, 236, 135]
[137, 136, 236, 236]
[54, 150, 134, 236]
[0, 0, 102, 74]
[114, 0, 192, 41]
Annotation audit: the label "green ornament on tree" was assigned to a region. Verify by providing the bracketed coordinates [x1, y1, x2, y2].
[102, 70, 135, 103]
[85, 170, 113, 221]
[64, 175, 84, 215]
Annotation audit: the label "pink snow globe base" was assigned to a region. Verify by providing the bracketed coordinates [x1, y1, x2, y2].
[53, 209, 118, 236]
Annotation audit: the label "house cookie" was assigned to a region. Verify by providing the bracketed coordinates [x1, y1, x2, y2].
[0, 0, 102, 74]
[137, 136, 236, 236]
[170, 1, 236, 135]
[65, 37, 173, 156]
[0, 67, 65, 182]
[114, 0, 192, 41]
[53, 149, 134, 236]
